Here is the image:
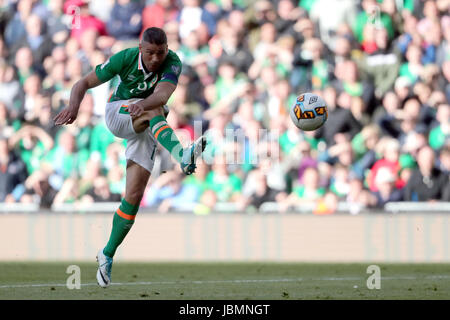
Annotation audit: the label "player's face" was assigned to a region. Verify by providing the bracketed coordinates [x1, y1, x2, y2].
[140, 42, 168, 72]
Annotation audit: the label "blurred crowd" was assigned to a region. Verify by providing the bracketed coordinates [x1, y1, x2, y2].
[0, 0, 449, 214]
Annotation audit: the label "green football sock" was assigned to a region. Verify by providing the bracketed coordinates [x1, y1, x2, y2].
[149, 115, 183, 163]
[103, 199, 140, 258]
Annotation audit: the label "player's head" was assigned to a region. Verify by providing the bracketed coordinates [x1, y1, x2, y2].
[140, 27, 168, 72]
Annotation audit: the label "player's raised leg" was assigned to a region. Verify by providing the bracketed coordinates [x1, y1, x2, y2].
[96, 160, 150, 288]
[131, 106, 207, 175]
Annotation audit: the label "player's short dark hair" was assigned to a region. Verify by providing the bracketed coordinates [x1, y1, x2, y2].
[142, 27, 167, 45]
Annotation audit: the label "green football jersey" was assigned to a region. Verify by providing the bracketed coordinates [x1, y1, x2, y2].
[95, 47, 182, 102]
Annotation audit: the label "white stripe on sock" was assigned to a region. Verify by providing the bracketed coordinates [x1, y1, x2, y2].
[151, 121, 168, 134]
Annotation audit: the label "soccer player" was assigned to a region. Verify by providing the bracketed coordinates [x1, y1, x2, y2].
[54, 27, 206, 288]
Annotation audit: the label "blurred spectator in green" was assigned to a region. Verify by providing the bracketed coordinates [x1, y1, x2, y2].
[429, 103, 450, 151]
[399, 43, 423, 83]
[360, 27, 401, 99]
[206, 155, 242, 203]
[43, 129, 88, 186]
[330, 164, 351, 198]
[9, 124, 53, 175]
[14, 46, 37, 85]
[179, 29, 210, 66]
[353, 0, 394, 44]
[285, 166, 326, 207]
[78, 157, 102, 197]
[334, 59, 374, 106]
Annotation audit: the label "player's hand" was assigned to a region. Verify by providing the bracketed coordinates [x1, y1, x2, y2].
[127, 103, 144, 118]
[54, 107, 79, 125]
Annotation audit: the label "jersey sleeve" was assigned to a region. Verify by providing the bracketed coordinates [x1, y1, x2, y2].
[159, 55, 182, 85]
[94, 49, 126, 83]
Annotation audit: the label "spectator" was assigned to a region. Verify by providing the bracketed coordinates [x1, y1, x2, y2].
[360, 27, 401, 99]
[346, 175, 376, 214]
[0, 136, 28, 202]
[314, 191, 339, 215]
[438, 144, 450, 175]
[239, 168, 279, 211]
[0, 59, 21, 113]
[106, 0, 144, 41]
[315, 86, 362, 146]
[372, 166, 403, 207]
[142, 170, 199, 212]
[67, 0, 108, 43]
[329, 164, 351, 198]
[368, 137, 403, 192]
[3, 0, 34, 47]
[428, 103, 450, 151]
[353, 0, 395, 44]
[20, 168, 57, 209]
[178, 0, 216, 40]
[309, 0, 357, 50]
[8, 124, 54, 176]
[205, 155, 242, 203]
[142, 0, 179, 31]
[82, 176, 122, 203]
[46, 0, 69, 45]
[284, 166, 326, 208]
[10, 14, 54, 66]
[1, 0, 449, 214]
[43, 129, 87, 185]
[404, 146, 449, 201]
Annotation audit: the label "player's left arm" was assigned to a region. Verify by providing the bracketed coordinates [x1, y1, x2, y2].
[137, 81, 177, 111]
[128, 56, 181, 117]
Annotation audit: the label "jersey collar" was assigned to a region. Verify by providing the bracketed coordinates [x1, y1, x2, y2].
[138, 52, 153, 80]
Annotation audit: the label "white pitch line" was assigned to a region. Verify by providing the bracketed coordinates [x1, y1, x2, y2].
[0, 275, 449, 289]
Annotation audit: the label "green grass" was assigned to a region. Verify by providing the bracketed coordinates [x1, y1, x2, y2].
[0, 262, 449, 300]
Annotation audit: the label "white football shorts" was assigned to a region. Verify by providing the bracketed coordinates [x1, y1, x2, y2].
[105, 98, 157, 173]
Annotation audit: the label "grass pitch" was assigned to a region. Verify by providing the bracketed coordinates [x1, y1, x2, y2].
[0, 262, 449, 300]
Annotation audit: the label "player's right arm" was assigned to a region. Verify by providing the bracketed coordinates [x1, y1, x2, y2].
[54, 49, 126, 126]
[54, 71, 103, 125]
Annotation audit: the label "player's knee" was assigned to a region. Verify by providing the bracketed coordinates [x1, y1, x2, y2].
[146, 106, 164, 119]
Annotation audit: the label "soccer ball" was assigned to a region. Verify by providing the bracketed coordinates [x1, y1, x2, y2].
[289, 93, 328, 131]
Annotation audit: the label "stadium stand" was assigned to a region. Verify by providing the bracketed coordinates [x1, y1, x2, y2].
[0, 0, 449, 214]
